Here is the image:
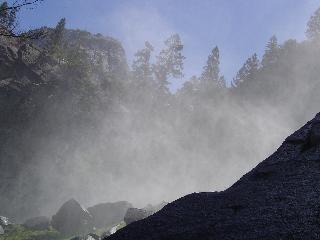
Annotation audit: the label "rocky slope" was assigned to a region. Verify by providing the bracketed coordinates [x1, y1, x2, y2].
[106, 113, 320, 239]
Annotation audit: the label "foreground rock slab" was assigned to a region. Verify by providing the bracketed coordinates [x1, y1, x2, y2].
[106, 113, 320, 240]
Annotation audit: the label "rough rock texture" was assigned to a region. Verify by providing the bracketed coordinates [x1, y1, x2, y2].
[51, 199, 93, 235]
[123, 208, 149, 225]
[87, 201, 132, 228]
[23, 216, 50, 230]
[71, 233, 100, 240]
[143, 202, 167, 216]
[0, 216, 12, 234]
[31, 28, 128, 79]
[0, 216, 10, 227]
[122, 202, 167, 226]
[106, 113, 320, 240]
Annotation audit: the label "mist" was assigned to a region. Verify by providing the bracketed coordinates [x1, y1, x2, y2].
[1, 0, 320, 225]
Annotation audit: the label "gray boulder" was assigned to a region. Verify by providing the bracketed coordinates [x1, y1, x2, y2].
[23, 216, 50, 230]
[123, 208, 149, 225]
[0, 216, 10, 226]
[70, 233, 100, 240]
[86, 233, 100, 240]
[87, 201, 132, 228]
[0, 225, 4, 234]
[143, 202, 167, 216]
[51, 199, 93, 235]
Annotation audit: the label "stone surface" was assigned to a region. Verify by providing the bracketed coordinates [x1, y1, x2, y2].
[23, 216, 50, 230]
[0, 225, 4, 234]
[123, 208, 149, 225]
[106, 113, 320, 240]
[0, 216, 11, 226]
[87, 201, 132, 228]
[51, 199, 93, 235]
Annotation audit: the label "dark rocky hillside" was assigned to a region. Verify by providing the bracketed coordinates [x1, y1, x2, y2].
[106, 113, 320, 240]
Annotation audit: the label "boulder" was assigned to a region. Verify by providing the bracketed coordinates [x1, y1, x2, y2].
[23, 216, 50, 230]
[0, 216, 10, 226]
[106, 113, 320, 239]
[0, 225, 4, 234]
[123, 208, 149, 225]
[86, 233, 100, 240]
[143, 202, 167, 216]
[70, 233, 100, 240]
[87, 201, 132, 228]
[51, 199, 93, 235]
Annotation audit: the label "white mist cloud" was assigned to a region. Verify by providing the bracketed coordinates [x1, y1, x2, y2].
[109, 3, 175, 62]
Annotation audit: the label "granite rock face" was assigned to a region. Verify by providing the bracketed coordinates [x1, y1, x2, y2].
[87, 201, 132, 228]
[51, 199, 93, 235]
[123, 208, 149, 225]
[106, 113, 320, 240]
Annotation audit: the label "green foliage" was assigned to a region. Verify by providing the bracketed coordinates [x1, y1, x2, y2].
[48, 18, 66, 55]
[306, 7, 320, 40]
[261, 35, 279, 67]
[153, 34, 185, 92]
[0, 225, 62, 240]
[201, 46, 220, 83]
[233, 53, 259, 88]
[0, 1, 18, 32]
[200, 46, 226, 90]
[132, 41, 154, 84]
[60, 43, 91, 77]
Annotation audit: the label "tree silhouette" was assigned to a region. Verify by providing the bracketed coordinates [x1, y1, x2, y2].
[0, 0, 44, 38]
[233, 53, 260, 88]
[153, 34, 185, 93]
[261, 35, 279, 68]
[306, 7, 320, 40]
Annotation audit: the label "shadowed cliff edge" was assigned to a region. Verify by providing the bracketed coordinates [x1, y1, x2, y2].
[106, 112, 320, 240]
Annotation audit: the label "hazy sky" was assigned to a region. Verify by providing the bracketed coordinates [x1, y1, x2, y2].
[17, 0, 319, 90]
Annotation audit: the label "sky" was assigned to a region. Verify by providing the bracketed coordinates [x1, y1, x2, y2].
[16, 0, 320, 90]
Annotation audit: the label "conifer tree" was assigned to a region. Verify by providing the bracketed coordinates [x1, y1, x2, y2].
[306, 7, 320, 40]
[261, 35, 279, 68]
[48, 18, 66, 55]
[153, 34, 185, 93]
[132, 41, 154, 84]
[233, 53, 259, 87]
[201, 46, 220, 83]
[201, 46, 226, 89]
[0, 1, 18, 34]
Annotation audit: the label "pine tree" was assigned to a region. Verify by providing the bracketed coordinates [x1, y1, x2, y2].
[233, 53, 259, 87]
[48, 18, 66, 55]
[153, 34, 185, 93]
[201, 46, 220, 83]
[201, 46, 226, 89]
[306, 7, 320, 40]
[132, 41, 154, 84]
[261, 35, 279, 68]
[0, 1, 18, 33]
